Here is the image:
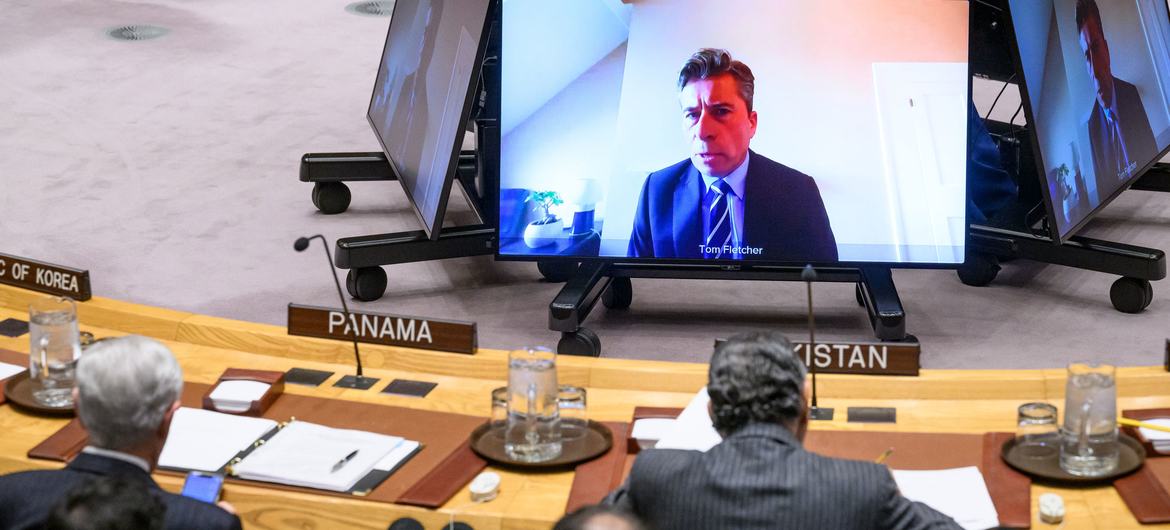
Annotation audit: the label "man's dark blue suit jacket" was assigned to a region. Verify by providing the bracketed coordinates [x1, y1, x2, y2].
[628, 150, 838, 262]
[0, 452, 242, 530]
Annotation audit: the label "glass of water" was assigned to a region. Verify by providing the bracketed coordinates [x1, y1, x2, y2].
[1015, 402, 1059, 458]
[505, 347, 561, 462]
[558, 385, 588, 443]
[29, 296, 81, 407]
[1059, 362, 1118, 477]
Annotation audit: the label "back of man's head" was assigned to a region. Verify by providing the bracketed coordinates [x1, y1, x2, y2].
[75, 336, 183, 451]
[707, 331, 807, 435]
[45, 476, 166, 530]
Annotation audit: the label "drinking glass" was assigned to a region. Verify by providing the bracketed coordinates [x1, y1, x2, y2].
[1015, 402, 1059, 458]
[29, 296, 81, 407]
[505, 347, 561, 462]
[490, 386, 507, 437]
[558, 385, 588, 442]
[1059, 362, 1119, 477]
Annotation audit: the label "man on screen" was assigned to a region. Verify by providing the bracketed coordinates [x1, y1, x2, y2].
[1077, 0, 1157, 192]
[628, 49, 837, 261]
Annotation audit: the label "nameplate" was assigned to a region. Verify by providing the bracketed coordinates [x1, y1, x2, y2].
[0, 253, 91, 301]
[287, 304, 477, 354]
[794, 341, 919, 376]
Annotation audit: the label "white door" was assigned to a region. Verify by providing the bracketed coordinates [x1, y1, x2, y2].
[872, 62, 968, 263]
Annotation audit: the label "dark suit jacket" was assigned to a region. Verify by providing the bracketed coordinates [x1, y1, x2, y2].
[628, 151, 838, 262]
[1086, 77, 1157, 200]
[0, 453, 242, 530]
[609, 423, 960, 530]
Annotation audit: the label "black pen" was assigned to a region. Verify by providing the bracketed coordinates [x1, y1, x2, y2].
[331, 450, 359, 473]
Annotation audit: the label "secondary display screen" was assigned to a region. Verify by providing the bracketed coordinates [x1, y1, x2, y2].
[497, 0, 969, 265]
[368, 0, 491, 238]
[1008, 0, 1170, 241]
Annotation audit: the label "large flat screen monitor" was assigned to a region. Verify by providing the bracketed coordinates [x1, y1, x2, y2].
[367, 0, 492, 239]
[496, 0, 970, 267]
[1006, 0, 1170, 242]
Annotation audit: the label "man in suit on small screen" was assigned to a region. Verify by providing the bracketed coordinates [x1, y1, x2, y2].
[1077, 0, 1157, 194]
[628, 48, 837, 261]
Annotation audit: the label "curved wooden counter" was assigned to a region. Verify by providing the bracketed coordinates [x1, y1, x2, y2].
[0, 285, 1164, 529]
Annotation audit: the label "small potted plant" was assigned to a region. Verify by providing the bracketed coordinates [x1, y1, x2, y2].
[523, 190, 564, 248]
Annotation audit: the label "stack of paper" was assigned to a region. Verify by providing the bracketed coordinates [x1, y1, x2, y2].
[232, 421, 410, 492]
[892, 466, 1000, 530]
[1137, 418, 1170, 453]
[207, 380, 271, 413]
[158, 408, 278, 472]
[0, 362, 24, 380]
[654, 388, 721, 452]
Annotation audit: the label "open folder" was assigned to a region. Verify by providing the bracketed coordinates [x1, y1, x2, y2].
[157, 407, 420, 493]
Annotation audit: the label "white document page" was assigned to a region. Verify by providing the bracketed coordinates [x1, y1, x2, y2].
[631, 418, 676, 441]
[1137, 418, 1170, 453]
[233, 421, 404, 492]
[0, 362, 24, 380]
[158, 407, 278, 472]
[653, 387, 722, 452]
[208, 380, 271, 413]
[892, 466, 999, 530]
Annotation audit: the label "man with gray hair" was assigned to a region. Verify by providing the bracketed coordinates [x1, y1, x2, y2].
[0, 335, 241, 530]
[608, 331, 958, 529]
[628, 48, 837, 262]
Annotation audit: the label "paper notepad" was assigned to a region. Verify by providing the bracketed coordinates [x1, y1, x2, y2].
[232, 421, 407, 492]
[1137, 418, 1170, 453]
[892, 466, 999, 530]
[654, 387, 722, 452]
[0, 362, 24, 380]
[158, 408, 278, 472]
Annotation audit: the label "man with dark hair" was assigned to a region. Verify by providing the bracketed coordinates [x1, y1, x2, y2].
[1076, 0, 1156, 196]
[608, 331, 958, 529]
[628, 48, 837, 262]
[46, 476, 166, 530]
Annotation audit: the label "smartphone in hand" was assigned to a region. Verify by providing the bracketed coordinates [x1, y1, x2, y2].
[180, 471, 224, 504]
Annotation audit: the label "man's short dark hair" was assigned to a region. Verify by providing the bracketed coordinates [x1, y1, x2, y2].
[707, 331, 807, 435]
[678, 48, 756, 112]
[46, 476, 166, 530]
[1075, 0, 1102, 32]
[554, 504, 645, 530]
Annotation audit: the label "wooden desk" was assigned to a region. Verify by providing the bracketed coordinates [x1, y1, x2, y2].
[0, 284, 1165, 529]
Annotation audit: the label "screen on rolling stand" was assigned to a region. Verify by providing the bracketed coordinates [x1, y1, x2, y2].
[496, 0, 969, 266]
[1007, 0, 1170, 242]
[367, 0, 492, 239]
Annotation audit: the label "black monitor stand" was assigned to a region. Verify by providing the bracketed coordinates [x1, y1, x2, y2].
[298, 149, 498, 301]
[549, 262, 909, 357]
[961, 160, 1168, 314]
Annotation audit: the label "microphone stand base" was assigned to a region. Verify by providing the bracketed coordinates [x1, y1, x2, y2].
[334, 374, 381, 390]
[809, 407, 835, 421]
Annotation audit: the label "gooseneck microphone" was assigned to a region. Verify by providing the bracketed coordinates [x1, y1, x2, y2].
[295, 235, 379, 389]
[802, 264, 833, 420]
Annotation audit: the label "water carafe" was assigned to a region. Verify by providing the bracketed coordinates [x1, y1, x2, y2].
[1059, 362, 1119, 477]
[505, 347, 562, 462]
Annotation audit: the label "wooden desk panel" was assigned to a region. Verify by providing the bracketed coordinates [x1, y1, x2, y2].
[1, 286, 1169, 529]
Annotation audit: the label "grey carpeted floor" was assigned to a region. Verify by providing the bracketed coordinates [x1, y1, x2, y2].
[2, 0, 1168, 369]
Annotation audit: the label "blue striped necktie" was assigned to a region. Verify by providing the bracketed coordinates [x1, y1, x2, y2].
[705, 179, 734, 259]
